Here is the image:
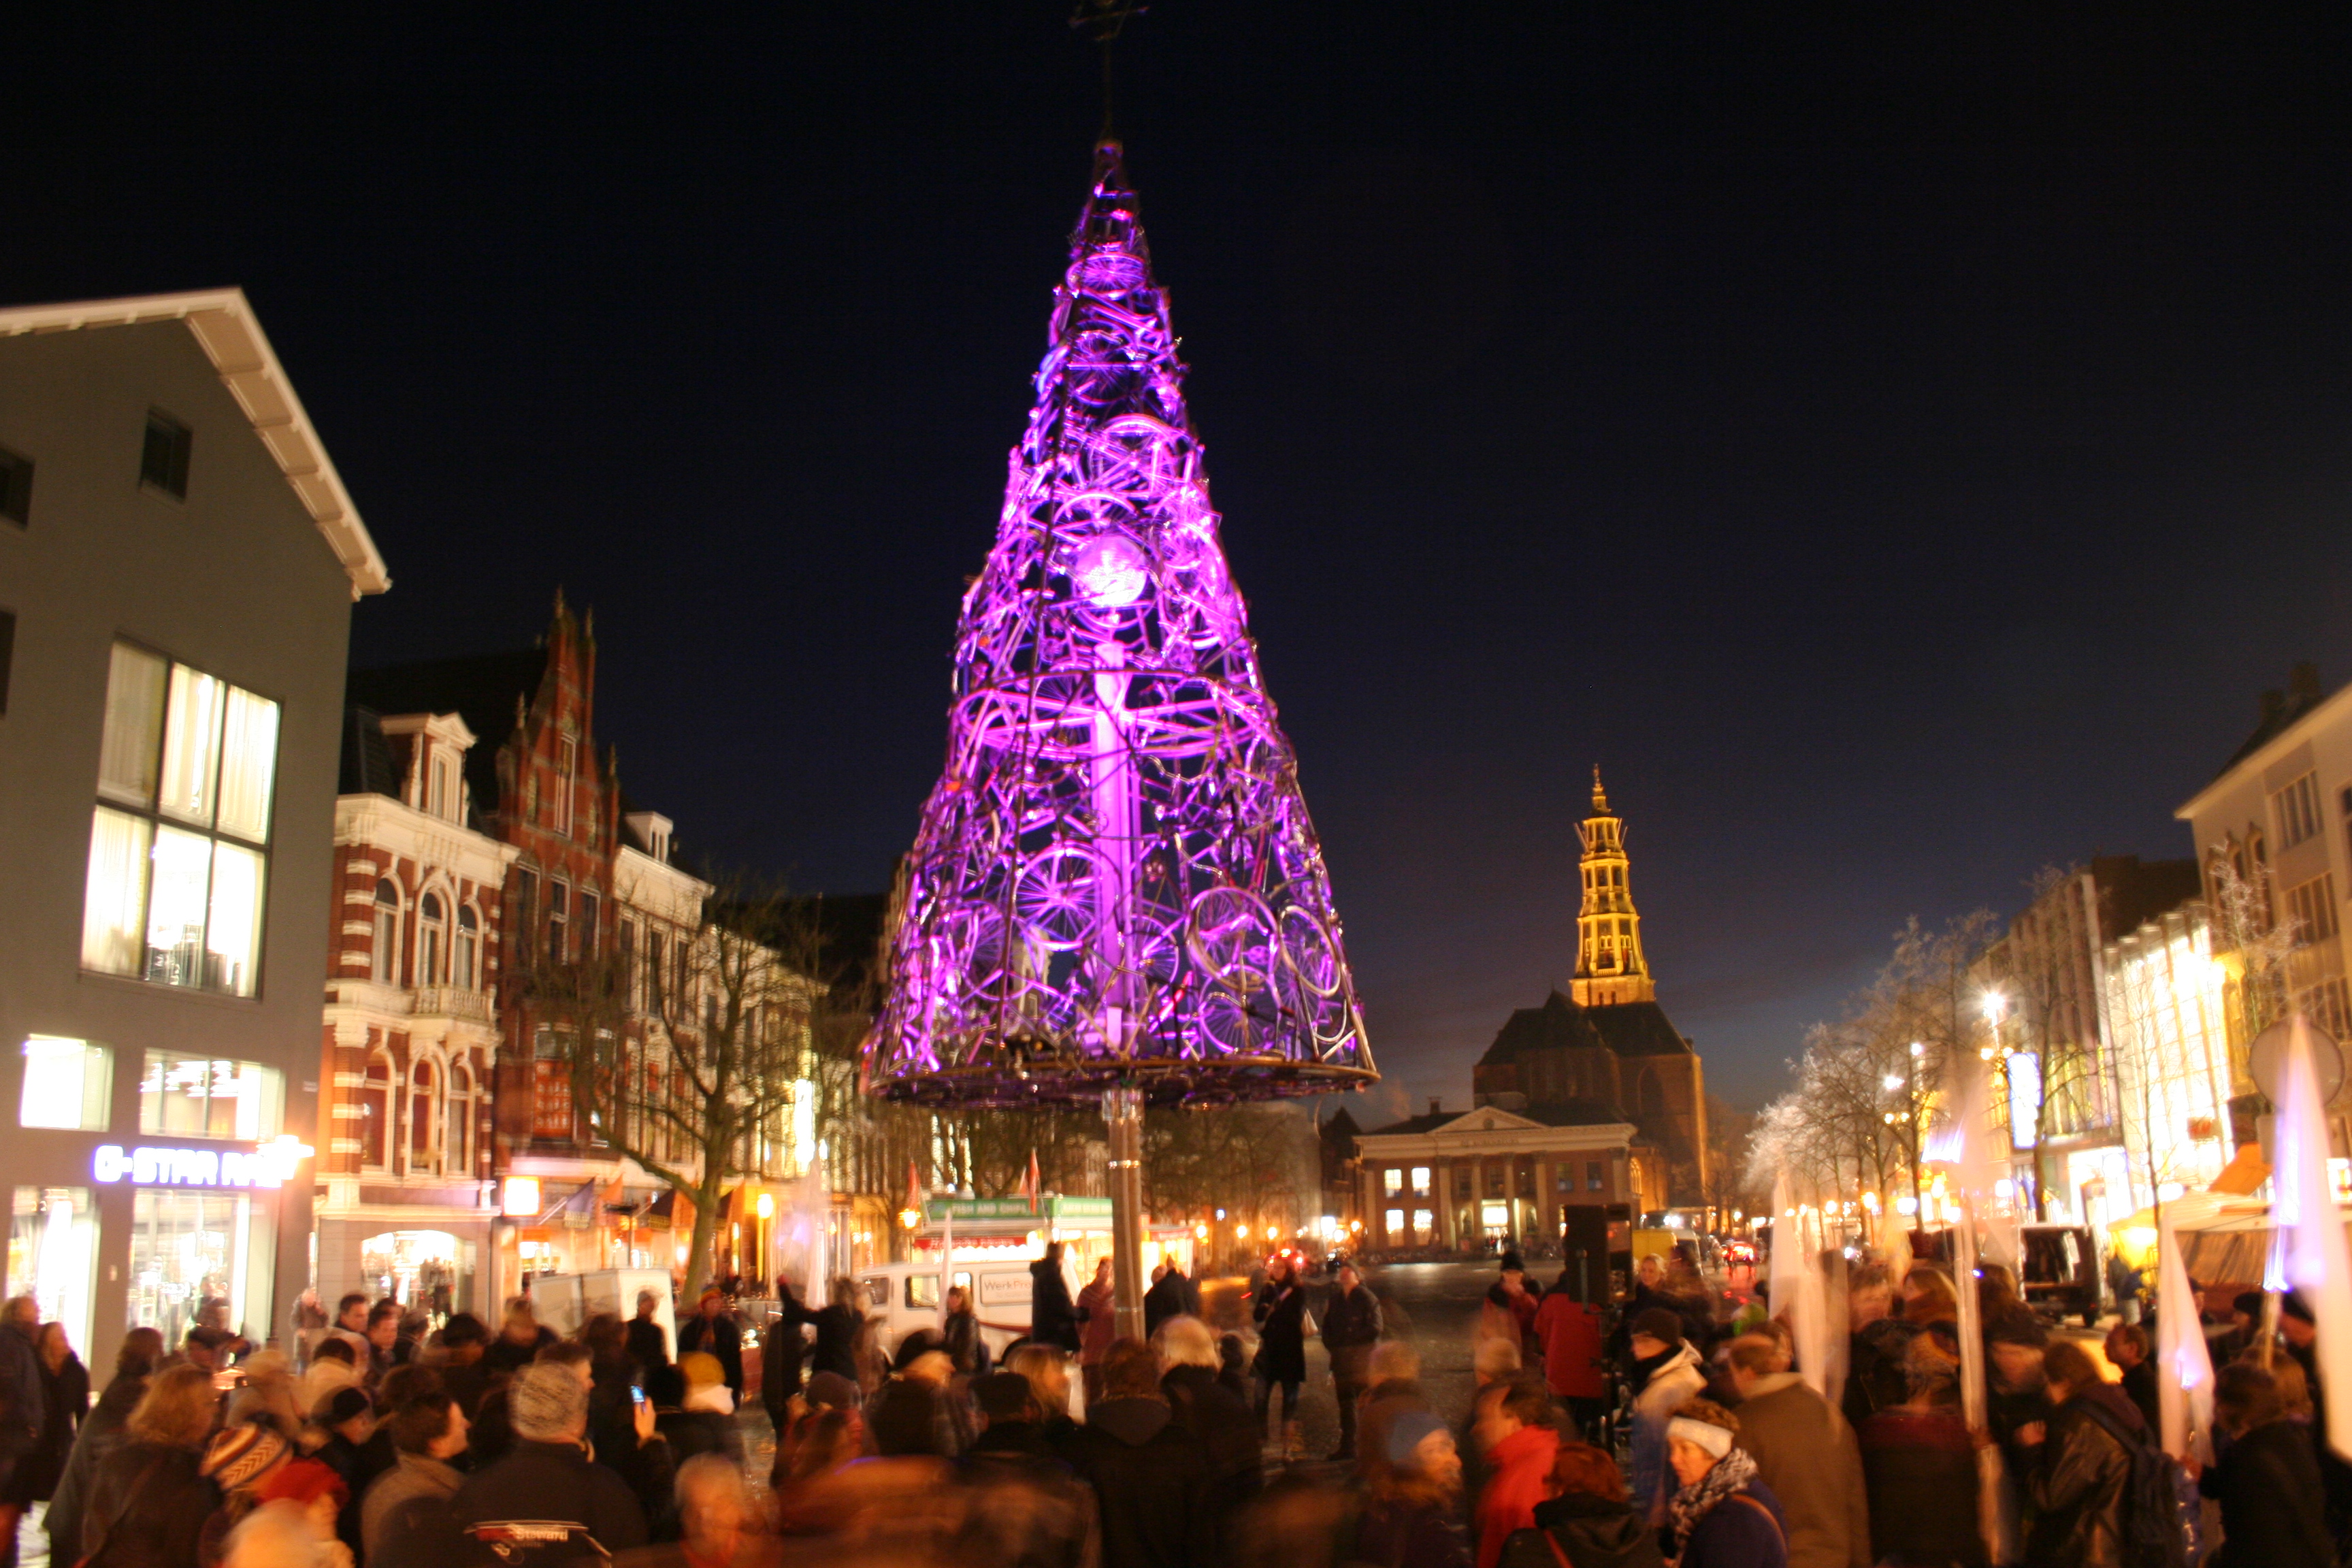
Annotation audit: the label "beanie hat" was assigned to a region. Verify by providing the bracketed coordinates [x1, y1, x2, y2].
[508, 1362, 589, 1442]
[201, 1423, 291, 1493]
[1384, 1409, 1449, 1469]
[679, 1351, 724, 1389]
[314, 1386, 372, 1427]
[1631, 1308, 1684, 1345]
[255, 1458, 348, 1509]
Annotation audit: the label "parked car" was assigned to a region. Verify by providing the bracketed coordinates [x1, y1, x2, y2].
[855, 1257, 1049, 1362]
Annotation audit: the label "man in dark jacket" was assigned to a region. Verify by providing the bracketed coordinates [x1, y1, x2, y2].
[0, 1295, 44, 1567]
[625, 1290, 669, 1375]
[761, 1279, 812, 1431]
[448, 1364, 649, 1568]
[1143, 1261, 1202, 1339]
[1071, 1339, 1213, 1568]
[672, 1290, 742, 1398]
[42, 1327, 163, 1568]
[2019, 1340, 2138, 1568]
[959, 1373, 1094, 1568]
[1031, 1243, 1085, 1354]
[1155, 1317, 1262, 1556]
[1320, 1264, 1383, 1460]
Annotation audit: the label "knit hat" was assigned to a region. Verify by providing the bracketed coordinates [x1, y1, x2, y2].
[254, 1458, 349, 1509]
[1384, 1409, 1449, 1469]
[201, 1423, 291, 1493]
[314, 1386, 372, 1427]
[804, 1371, 860, 1411]
[679, 1351, 725, 1389]
[508, 1361, 589, 1442]
[1631, 1308, 1684, 1345]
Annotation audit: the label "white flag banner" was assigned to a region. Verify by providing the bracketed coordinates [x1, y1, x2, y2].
[2271, 1012, 2352, 1458]
[2155, 1211, 2215, 1464]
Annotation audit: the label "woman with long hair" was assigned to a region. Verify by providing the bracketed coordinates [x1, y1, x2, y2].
[44, 1327, 165, 1565]
[18, 1320, 90, 1506]
[1499, 1441, 1663, 1568]
[1354, 1409, 1472, 1568]
[1252, 1253, 1311, 1459]
[80, 1364, 225, 1568]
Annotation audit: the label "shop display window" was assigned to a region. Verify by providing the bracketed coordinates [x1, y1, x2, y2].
[10, 1188, 97, 1356]
[127, 1188, 273, 1350]
[137, 1051, 282, 1139]
[20, 1036, 112, 1131]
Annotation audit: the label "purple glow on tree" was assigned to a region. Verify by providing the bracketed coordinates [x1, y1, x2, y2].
[863, 142, 1375, 1107]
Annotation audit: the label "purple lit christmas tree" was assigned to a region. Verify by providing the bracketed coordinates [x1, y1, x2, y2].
[864, 143, 1375, 1111]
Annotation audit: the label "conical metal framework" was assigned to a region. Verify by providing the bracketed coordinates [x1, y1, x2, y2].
[864, 142, 1375, 1109]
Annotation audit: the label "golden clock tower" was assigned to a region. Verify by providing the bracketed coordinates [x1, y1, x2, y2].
[1571, 768, 1655, 1007]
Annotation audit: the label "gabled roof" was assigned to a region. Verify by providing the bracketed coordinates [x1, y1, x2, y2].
[1478, 990, 1693, 1064]
[1361, 1099, 1637, 1139]
[0, 289, 389, 597]
[339, 706, 403, 800]
[348, 649, 549, 816]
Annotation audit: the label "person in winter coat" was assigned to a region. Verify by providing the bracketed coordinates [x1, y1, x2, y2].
[1840, 1267, 1914, 1431]
[193, 1421, 295, 1568]
[1499, 1441, 1665, 1568]
[2017, 1339, 2138, 1568]
[942, 1285, 988, 1377]
[20, 1320, 89, 1508]
[44, 1327, 165, 1568]
[0, 1294, 46, 1561]
[956, 1373, 1096, 1568]
[1485, 1259, 1541, 1361]
[1473, 1376, 1563, 1568]
[1360, 1339, 1435, 1486]
[79, 1364, 223, 1568]
[1356, 1409, 1474, 1568]
[625, 1291, 670, 1376]
[2201, 1360, 2332, 1568]
[760, 1280, 812, 1431]
[1251, 1254, 1310, 1456]
[673, 1290, 744, 1399]
[2102, 1324, 2159, 1436]
[1143, 1260, 1202, 1339]
[1030, 1243, 1085, 1355]
[479, 1299, 556, 1376]
[1534, 1274, 1609, 1440]
[1721, 1335, 1868, 1568]
[359, 1395, 468, 1563]
[1322, 1264, 1385, 1460]
[807, 1277, 867, 1382]
[1069, 1339, 1213, 1568]
[1625, 1309, 1706, 1519]
[1856, 1332, 1982, 1568]
[1663, 1400, 1788, 1568]
[1004, 1345, 1082, 1463]
[1155, 1316, 1263, 1556]
[448, 1363, 649, 1568]
[1077, 1260, 1118, 1404]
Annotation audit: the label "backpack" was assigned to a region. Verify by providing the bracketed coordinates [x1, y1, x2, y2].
[2073, 1397, 2193, 1568]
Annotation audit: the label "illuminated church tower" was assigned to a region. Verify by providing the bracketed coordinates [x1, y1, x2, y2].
[1571, 768, 1654, 1007]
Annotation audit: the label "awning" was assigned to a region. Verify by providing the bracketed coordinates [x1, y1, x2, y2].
[514, 1182, 600, 1228]
[2210, 1145, 2271, 1196]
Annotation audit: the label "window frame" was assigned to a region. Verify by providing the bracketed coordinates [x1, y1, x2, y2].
[83, 640, 278, 998]
[547, 879, 569, 964]
[455, 904, 480, 990]
[372, 880, 402, 985]
[2275, 772, 2323, 850]
[555, 736, 576, 837]
[358, 1050, 394, 1171]
[0, 446, 29, 527]
[140, 411, 192, 501]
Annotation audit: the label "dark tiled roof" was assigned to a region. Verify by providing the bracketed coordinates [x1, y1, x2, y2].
[1519, 1098, 1637, 1126]
[1477, 990, 1691, 1064]
[347, 649, 548, 815]
[1320, 1106, 1362, 1143]
[2215, 662, 2327, 777]
[338, 705, 401, 798]
[1361, 1109, 1460, 1137]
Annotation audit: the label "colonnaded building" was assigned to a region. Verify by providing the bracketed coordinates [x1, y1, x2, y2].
[1356, 772, 1710, 1256]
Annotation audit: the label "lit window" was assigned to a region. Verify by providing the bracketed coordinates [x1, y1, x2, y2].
[1384, 1207, 1405, 1237]
[1412, 1209, 1433, 1242]
[1588, 1161, 1606, 1192]
[83, 643, 276, 996]
[455, 905, 480, 990]
[1382, 1169, 1402, 1198]
[20, 1038, 111, 1131]
[136, 1051, 282, 1139]
[373, 881, 402, 983]
[1409, 1166, 1431, 1198]
[2274, 772, 2323, 850]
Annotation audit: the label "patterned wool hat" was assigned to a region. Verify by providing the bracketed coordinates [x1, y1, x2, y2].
[201, 1422, 291, 1493]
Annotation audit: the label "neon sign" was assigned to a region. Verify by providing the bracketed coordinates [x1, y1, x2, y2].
[94, 1144, 285, 1188]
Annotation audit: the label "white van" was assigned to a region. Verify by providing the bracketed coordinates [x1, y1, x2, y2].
[856, 1257, 1051, 1363]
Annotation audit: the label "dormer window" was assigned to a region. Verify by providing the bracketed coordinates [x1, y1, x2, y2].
[555, 736, 576, 837]
[429, 757, 451, 821]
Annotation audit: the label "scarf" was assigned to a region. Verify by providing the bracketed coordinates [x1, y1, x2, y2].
[1665, 1446, 1759, 1563]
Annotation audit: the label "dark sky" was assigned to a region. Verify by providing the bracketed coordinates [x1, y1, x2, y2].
[17, 9, 2347, 1115]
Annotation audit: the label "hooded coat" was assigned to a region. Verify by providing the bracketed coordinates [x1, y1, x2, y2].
[1068, 1396, 1213, 1568]
[1251, 1279, 1309, 1386]
[2023, 1386, 2140, 1568]
[1729, 1373, 1869, 1568]
[1499, 1494, 1667, 1568]
[1030, 1258, 1083, 1354]
[2200, 1416, 2332, 1568]
[1628, 1343, 1705, 1516]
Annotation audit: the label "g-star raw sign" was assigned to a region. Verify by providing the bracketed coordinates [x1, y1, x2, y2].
[93, 1145, 283, 1189]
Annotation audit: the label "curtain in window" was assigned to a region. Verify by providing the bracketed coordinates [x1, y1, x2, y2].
[157, 665, 225, 828]
[360, 1057, 391, 1168]
[207, 843, 265, 998]
[446, 1066, 472, 1172]
[82, 808, 151, 975]
[146, 827, 212, 986]
[98, 645, 166, 806]
[214, 686, 278, 843]
[409, 1062, 436, 1169]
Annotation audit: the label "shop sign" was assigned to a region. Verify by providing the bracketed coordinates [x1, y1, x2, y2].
[93, 1144, 282, 1188]
[920, 1195, 1113, 1224]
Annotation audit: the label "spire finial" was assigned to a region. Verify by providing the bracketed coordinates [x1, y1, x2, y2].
[1590, 765, 1609, 813]
[1071, 0, 1147, 141]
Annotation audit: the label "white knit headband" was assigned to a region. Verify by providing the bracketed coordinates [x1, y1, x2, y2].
[1668, 1417, 1733, 1458]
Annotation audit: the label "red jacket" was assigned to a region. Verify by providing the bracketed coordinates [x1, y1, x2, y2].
[1475, 1423, 1561, 1568]
[1532, 1292, 1607, 1399]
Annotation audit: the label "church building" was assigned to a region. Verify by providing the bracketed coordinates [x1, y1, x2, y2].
[1354, 772, 1711, 1255]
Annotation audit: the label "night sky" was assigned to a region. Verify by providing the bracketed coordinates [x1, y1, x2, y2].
[16, 10, 2347, 1115]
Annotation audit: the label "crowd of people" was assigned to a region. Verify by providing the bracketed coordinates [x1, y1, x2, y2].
[0, 1243, 2340, 1568]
